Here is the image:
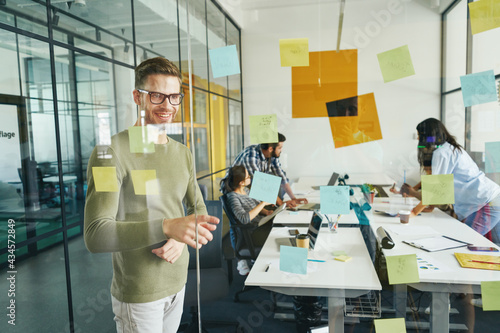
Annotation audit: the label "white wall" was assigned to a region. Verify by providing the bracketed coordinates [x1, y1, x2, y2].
[239, 0, 441, 185]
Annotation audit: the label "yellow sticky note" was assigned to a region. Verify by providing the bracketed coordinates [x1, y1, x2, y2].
[92, 167, 119, 192]
[377, 45, 415, 83]
[421, 174, 455, 206]
[129, 126, 155, 153]
[469, 0, 500, 35]
[386, 254, 420, 285]
[249, 114, 278, 144]
[334, 255, 352, 262]
[374, 318, 407, 333]
[481, 281, 500, 311]
[279, 38, 309, 67]
[131, 170, 159, 195]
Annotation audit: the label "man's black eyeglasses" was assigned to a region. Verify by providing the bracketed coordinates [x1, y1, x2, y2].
[137, 89, 184, 106]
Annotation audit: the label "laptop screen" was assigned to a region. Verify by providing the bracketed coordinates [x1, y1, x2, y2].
[327, 172, 339, 186]
[307, 210, 325, 250]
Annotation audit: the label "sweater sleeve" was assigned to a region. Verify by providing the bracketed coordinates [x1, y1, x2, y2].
[84, 146, 165, 253]
[227, 192, 252, 224]
[183, 150, 208, 216]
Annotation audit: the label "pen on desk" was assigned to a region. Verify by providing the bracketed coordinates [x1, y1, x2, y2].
[469, 260, 500, 265]
[307, 259, 326, 262]
[442, 235, 470, 245]
[265, 263, 271, 272]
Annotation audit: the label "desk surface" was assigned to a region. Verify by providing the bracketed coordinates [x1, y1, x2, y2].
[245, 227, 381, 294]
[274, 209, 359, 226]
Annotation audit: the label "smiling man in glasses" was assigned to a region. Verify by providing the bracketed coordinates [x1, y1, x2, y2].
[84, 57, 219, 333]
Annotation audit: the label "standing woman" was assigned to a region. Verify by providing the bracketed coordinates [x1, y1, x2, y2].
[410, 118, 500, 244]
[222, 165, 273, 275]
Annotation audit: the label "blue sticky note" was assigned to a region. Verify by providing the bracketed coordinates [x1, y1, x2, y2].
[280, 245, 307, 275]
[248, 171, 282, 204]
[460, 70, 497, 107]
[209, 45, 240, 78]
[485, 141, 500, 174]
[320, 186, 350, 214]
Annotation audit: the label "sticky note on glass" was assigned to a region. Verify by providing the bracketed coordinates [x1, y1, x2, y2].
[209, 45, 240, 78]
[320, 186, 350, 214]
[460, 70, 498, 107]
[280, 245, 307, 274]
[249, 171, 281, 204]
[481, 281, 500, 311]
[386, 254, 420, 285]
[92, 167, 119, 192]
[249, 114, 279, 144]
[131, 170, 159, 195]
[129, 126, 155, 153]
[374, 318, 407, 333]
[421, 174, 455, 205]
[485, 141, 500, 173]
[377, 45, 415, 83]
[469, 0, 500, 35]
[279, 38, 309, 67]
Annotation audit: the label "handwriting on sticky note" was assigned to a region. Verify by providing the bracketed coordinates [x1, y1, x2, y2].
[320, 186, 350, 214]
[485, 141, 500, 174]
[129, 126, 155, 153]
[92, 167, 119, 192]
[460, 70, 497, 107]
[249, 114, 278, 144]
[481, 281, 500, 311]
[386, 254, 420, 285]
[421, 174, 454, 206]
[280, 245, 308, 274]
[209, 45, 240, 78]
[374, 318, 407, 333]
[249, 171, 282, 204]
[131, 170, 159, 195]
[377, 45, 415, 83]
[279, 38, 309, 67]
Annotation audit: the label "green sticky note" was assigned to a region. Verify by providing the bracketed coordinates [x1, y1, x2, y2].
[249, 171, 282, 204]
[280, 245, 307, 275]
[129, 126, 155, 153]
[481, 281, 500, 311]
[279, 38, 309, 67]
[131, 170, 159, 195]
[386, 254, 420, 285]
[320, 186, 350, 214]
[92, 167, 119, 192]
[374, 318, 407, 333]
[377, 45, 415, 83]
[421, 174, 455, 205]
[249, 114, 279, 144]
[469, 0, 500, 35]
[485, 141, 500, 174]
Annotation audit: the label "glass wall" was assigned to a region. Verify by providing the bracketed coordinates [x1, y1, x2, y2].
[0, 1, 241, 332]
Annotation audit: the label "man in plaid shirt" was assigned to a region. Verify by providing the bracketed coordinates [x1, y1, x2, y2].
[226, 133, 308, 207]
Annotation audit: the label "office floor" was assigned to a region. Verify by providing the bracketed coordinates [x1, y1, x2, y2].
[1, 234, 498, 333]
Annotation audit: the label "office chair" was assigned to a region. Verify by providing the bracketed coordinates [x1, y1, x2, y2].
[220, 194, 261, 302]
[180, 200, 238, 333]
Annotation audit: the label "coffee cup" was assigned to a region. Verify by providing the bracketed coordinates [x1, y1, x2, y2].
[296, 234, 310, 249]
[399, 210, 411, 224]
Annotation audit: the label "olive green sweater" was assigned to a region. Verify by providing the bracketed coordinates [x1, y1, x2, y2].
[84, 129, 206, 303]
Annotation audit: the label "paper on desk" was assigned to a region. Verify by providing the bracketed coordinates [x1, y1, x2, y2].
[386, 225, 439, 237]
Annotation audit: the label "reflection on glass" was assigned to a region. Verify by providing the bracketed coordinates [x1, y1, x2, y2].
[327, 96, 358, 117]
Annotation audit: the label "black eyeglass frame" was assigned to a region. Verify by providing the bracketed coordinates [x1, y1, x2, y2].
[136, 89, 184, 105]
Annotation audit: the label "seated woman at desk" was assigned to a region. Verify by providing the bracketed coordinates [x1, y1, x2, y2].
[222, 165, 274, 275]
[409, 118, 500, 245]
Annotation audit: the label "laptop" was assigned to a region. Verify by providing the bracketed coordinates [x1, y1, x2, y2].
[311, 172, 339, 191]
[276, 210, 325, 250]
[296, 173, 340, 211]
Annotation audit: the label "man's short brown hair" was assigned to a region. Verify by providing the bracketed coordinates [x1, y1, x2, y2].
[135, 57, 182, 88]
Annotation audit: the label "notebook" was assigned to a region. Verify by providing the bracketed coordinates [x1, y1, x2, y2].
[276, 210, 325, 250]
[258, 203, 286, 227]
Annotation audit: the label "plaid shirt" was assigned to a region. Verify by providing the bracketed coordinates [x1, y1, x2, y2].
[230, 144, 288, 185]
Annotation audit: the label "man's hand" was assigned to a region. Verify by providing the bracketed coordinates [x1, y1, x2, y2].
[162, 214, 219, 249]
[152, 238, 185, 264]
[285, 200, 297, 208]
[293, 198, 308, 205]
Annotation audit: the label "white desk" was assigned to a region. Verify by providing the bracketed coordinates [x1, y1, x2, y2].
[245, 227, 381, 332]
[274, 209, 359, 226]
[367, 206, 500, 332]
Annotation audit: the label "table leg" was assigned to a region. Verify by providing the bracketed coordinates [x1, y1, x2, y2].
[328, 297, 344, 332]
[393, 284, 407, 318]
[430, 292, 449, 333]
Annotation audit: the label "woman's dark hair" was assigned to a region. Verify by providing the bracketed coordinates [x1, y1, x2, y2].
[416, 118, 463, 167]
[221, 165, 247, 194]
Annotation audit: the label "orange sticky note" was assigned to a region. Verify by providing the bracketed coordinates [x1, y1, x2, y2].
[131, 170, 159, 195]
[92, 167, 119, 192]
